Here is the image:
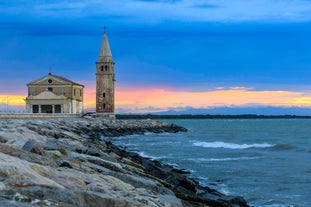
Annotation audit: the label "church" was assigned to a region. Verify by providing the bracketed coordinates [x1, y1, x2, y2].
[25, 28, 115, 115]
[25, 73, 84, 114]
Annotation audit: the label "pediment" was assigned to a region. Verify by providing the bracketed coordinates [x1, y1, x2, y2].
[28, 75, 70, 86]
[27, 73, 83, 87]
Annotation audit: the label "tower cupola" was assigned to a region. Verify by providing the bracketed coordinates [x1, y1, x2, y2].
[98, 27, 112, 61]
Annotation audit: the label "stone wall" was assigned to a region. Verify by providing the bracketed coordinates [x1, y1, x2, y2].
[0, 113, 80, 119]
[0, 113, 116, 119]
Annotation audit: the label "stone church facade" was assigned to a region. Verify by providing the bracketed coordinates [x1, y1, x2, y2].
[25, 73, 84, 114]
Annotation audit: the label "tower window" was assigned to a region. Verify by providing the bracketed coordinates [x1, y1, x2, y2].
[103, 92, 106, 98]
[103, 104, 106, 109]
[80, 89, 82, 96]
[74, 89, 76, 96]
[48, 87, 53, 92]
[48, 79, 53, 84]
[101, 65, 108, 71]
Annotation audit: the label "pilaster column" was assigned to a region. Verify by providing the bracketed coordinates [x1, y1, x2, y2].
[39, 105, 41, 113]
[52, 105, 55, 114]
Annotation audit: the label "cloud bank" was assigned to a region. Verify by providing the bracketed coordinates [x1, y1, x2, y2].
[2, 0, 311, 23]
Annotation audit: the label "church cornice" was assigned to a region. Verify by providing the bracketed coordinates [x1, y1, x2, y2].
[27, 73, 84, 88]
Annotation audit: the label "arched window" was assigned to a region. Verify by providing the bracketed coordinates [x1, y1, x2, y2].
[103, 104, 106, 109]
[101, 65, 108, 71]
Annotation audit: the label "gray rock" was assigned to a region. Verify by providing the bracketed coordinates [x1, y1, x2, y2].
[22, 140, 46, 156]
[0, 200, 37, 207]
[0, 135, 6, 143]
[0, 118, 249, 207]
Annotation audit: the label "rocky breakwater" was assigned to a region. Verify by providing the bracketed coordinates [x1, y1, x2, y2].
[0, 118, 248, 207]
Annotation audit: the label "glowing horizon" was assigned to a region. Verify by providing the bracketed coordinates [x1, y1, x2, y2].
[114, 87, 311, 113]
[2, 86, 311, 113]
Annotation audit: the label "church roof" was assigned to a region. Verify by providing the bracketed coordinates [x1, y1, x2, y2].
[27, 72, 84, 87]
[49, 73, 83, 86]
[98, 28, 112, 57]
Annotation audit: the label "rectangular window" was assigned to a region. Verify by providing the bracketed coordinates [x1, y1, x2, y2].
[48, 87, 53, 92]
[55, 105, 61, 113]
[74, 89, 76, 96]
[103, 104, 106, 109]
[80, 89, 82, 97]
[103, 92, 105, 98]
[32, 105, 39, 113]
[41, 105, 53, 113]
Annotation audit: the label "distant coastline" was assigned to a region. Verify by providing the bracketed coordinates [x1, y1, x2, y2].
[117, 114, 311, 119]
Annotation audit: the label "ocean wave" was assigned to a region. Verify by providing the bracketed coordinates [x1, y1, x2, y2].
[137, 151, 168, 160]
[199, 157, 260, 162]
[192, 141, 273, 149]
[186, 156, 260, 162]
[268, 144, 296, 151]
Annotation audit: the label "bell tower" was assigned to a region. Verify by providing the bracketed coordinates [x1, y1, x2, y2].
[96, 27, 115, 113]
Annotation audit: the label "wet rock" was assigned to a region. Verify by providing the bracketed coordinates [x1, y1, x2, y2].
[22, 140, 46, 156]
[46, 150, 62, 159]
[70, 152, 124, 173]
[0, 200, 36, 207]
[87, 181, 114, 193]
[0, 135, 7, 143]
[0, 182, 6, 190]
[57, 160, 73, 168]
[0, 152, 64, 189]
[105, 141, 249, 207]
[11, 186, 162, 207]
[0, 144, 57, 167]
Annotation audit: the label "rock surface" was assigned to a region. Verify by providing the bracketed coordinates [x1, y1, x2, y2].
[0, 117, 249, 207]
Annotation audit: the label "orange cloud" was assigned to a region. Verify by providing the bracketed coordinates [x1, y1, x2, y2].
[289, 97, 311, 106]
[0, 95, 26, 106]
[2, 86, 311, 113]
[113, 87, 311, 113]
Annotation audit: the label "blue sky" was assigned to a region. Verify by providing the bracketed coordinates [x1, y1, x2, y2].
[1, 0, 311, 113]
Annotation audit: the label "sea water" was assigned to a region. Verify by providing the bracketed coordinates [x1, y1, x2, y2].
[111, 119, 311, 207]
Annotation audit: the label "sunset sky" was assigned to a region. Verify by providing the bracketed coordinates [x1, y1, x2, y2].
[1, 0, 311, 114]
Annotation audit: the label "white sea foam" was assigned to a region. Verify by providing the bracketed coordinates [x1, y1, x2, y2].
[197, 157, 260, 162]
[192, 141, 273, 149]
[137, 151, 168, 160]
[185, 156, 260, 163]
